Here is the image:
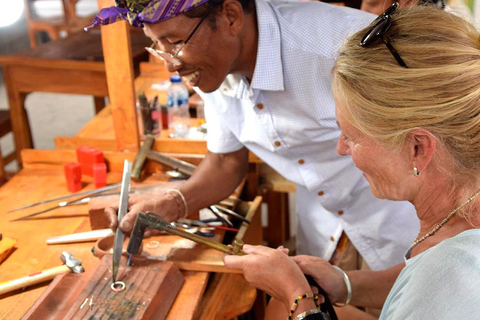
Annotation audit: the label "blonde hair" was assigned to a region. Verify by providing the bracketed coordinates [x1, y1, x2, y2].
[333, 5, 480, 176]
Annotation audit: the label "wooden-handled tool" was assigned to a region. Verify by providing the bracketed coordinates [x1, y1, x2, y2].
[131, 134, 197, 181]
[0, 251, 84, 296]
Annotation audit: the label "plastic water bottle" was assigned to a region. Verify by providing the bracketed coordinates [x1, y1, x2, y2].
[167, 75, 190, 137]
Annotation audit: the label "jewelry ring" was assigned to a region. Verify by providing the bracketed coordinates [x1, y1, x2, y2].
[146, 241, 160, 249]
[111, 281, 126, 292]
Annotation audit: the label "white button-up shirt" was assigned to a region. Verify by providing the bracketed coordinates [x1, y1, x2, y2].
[196, 0, 419, 270]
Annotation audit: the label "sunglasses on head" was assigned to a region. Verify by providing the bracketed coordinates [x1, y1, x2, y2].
[360, 2, 408, 68]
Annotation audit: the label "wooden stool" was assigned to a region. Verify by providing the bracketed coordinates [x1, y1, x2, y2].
[0, 110, 16, 183]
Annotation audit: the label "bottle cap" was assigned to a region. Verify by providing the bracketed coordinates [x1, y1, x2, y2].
[170, 75, 182, 83]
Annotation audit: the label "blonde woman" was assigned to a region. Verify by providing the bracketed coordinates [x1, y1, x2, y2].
[225, 4, 480, 319]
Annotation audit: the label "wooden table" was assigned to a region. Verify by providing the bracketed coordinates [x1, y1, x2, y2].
[0, 149, 261, 319]
[0, 30, 150, 165]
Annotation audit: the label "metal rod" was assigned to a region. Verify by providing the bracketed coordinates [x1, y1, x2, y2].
[8, 183, 121, 213]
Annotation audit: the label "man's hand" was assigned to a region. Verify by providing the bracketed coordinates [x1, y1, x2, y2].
[104, 192, 181, 237]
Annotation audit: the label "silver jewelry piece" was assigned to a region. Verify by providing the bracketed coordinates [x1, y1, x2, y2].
[332, 265, 352, 306]
[411, 188, 480, 249]
[111, 281, 126, 292]
[413, 167, 420, 177]
[295, 308, 321, 320]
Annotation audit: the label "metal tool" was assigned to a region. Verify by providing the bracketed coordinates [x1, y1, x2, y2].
[212, 205, 250, 224]
[8, 183, 122, 213]
[177, 218, 239, 232]
[208, 205, 235, 228]
[112, 160, 132, 284]
[11, 185, 123, 221]
[131, 134, 197, 181]
[11, 198, 90, 221]
[127, 211, 245, 258]
[0, 251, 84, 295]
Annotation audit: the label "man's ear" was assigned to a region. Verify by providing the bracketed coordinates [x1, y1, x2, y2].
[221, 0, 244, 31]
[406, 129, 437, 172]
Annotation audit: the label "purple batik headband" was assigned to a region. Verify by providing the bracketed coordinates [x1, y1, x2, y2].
[85, 0, 211, 30]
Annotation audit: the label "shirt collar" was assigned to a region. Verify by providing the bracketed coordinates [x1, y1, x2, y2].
[250, 0, 284, 92]
[218, 0, 284, 98]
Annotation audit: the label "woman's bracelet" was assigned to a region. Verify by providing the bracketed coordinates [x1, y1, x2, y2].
[295, 308, 321, 320]
[165, 189, 188, 219]
[288, 293, 319, 320]
[332, 265, 352, 307]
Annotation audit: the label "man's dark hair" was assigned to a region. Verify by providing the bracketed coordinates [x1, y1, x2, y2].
[184, 0, 255, 29]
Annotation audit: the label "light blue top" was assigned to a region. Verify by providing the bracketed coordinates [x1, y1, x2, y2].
[380, 229, 480, 319]
[195, 0, 419, 270]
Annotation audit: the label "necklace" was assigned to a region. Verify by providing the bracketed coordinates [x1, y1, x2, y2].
[410, 188, 480, 249]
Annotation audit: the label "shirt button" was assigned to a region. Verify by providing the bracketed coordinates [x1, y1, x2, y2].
[298, 159, 305, 164]
[338, 210, 344, 216]
[257, 103, 264, 110]
[330, 236, 335, 241]
[318, 191, 324, 196]
[274, 141, 281, 147]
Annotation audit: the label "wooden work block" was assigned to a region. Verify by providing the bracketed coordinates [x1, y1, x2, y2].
[22, 255, 184, 320]
[88, 195, 118, 230]
[76, 146, 105, 176]
[64, 162, 82, 182]
[66, 179, 83, 193]
[92, 163, 107, 188]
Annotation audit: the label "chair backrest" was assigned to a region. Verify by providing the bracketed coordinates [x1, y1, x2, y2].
[0, 110, 16, 184]
[24, 0, 97, 47]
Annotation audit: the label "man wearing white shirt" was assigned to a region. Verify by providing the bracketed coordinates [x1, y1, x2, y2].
[91, 0, 419, 317]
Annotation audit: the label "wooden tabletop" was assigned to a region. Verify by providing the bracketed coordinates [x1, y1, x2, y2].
[0, 151, 260, 319]
[0, 30, 150, 68]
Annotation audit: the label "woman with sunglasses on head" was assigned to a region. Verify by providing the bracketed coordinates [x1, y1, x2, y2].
[225, 3, 480, 319]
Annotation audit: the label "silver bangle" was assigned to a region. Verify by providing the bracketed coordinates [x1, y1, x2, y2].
[295, 308, 321, 320]
[332, 265, 352, 306]
[166, 189, 188, 218]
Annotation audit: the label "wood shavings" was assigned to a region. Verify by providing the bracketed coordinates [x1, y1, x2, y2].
[80, 298, 89, 309]
[143, 253, 168, 261]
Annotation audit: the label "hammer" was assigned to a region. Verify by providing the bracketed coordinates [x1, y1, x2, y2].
[0, 251, 84, 295]
[131, 134, 197, 181]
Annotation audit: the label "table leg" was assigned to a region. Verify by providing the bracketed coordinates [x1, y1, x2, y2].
[2, 66, 33, 167]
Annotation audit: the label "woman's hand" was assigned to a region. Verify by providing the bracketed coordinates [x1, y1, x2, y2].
[292, 255, 348, 305]
[223, 245, 312, 310]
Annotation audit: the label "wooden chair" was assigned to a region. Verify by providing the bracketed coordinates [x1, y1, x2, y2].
[24, 0, 95, 48]
[0, 111, 16, 183]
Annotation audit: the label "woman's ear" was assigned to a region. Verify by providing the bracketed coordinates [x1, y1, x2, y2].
[407, 129, 437, 172]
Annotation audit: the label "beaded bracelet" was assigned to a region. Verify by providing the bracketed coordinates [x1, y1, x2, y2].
[332, 265, 352, 307]
[165, 189, 188, 219]
[288, 293, 319, 320]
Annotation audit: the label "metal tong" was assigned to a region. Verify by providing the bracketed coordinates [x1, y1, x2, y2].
[127, 211, 245, 258]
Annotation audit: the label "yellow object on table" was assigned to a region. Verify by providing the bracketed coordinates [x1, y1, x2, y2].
[0, 236, 16, 264]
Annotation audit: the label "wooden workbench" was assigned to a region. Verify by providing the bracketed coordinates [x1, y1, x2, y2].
[0, 149, 262, 319]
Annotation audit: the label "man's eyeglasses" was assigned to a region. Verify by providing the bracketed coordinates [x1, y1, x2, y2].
[360, 2, 408, 68]
[145, 3, 217, 66]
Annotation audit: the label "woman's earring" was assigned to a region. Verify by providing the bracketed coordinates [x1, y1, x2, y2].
[413, 167, 420, 177]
